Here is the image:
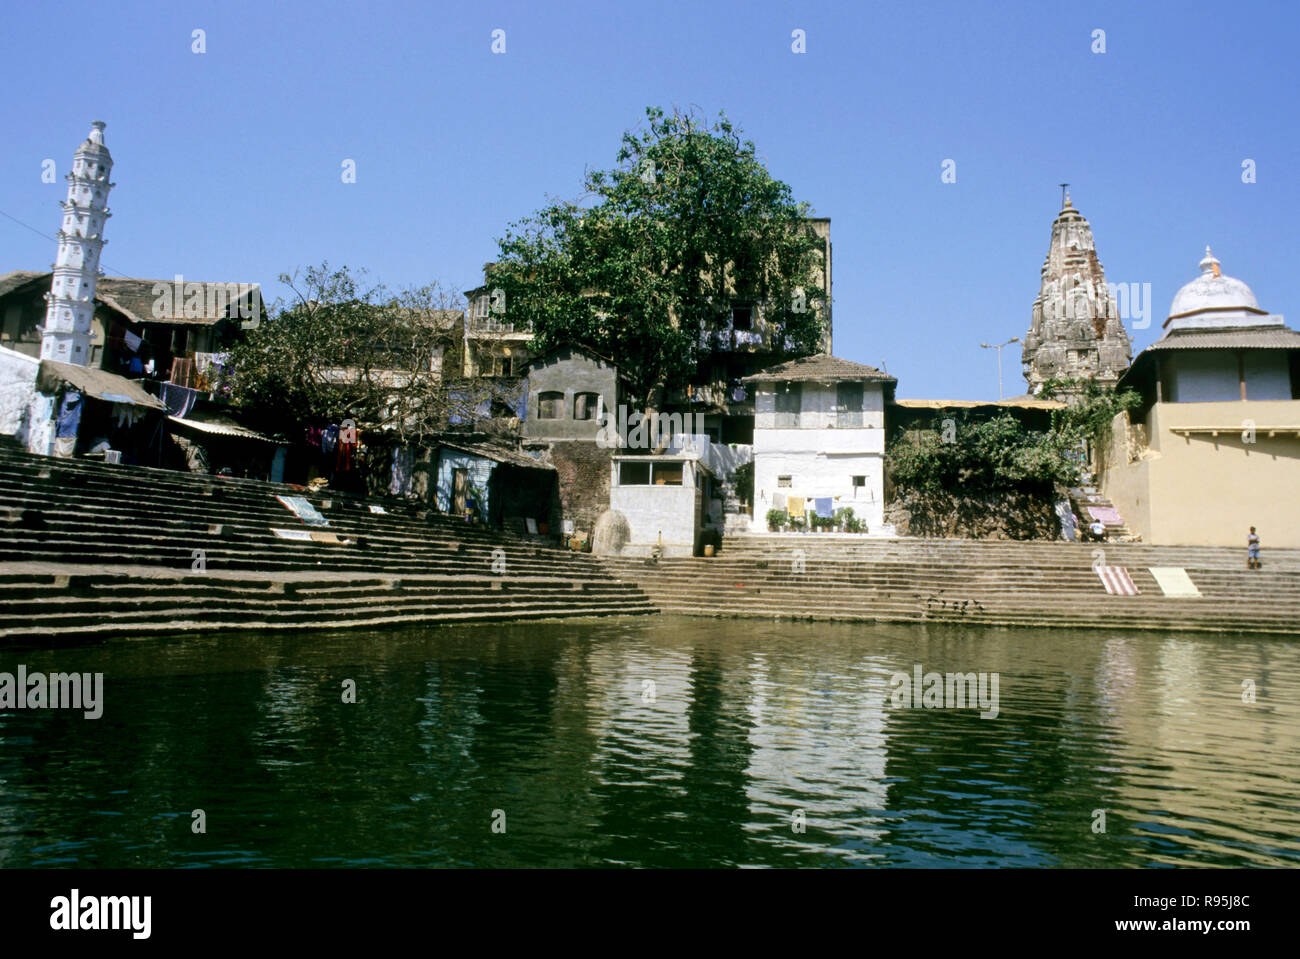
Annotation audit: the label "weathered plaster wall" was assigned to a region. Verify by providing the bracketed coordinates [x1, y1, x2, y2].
[0, 346, 38, 443]
[523, 349, 619, 441]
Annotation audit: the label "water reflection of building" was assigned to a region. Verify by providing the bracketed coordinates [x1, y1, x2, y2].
[1094, 633, 1300, 867]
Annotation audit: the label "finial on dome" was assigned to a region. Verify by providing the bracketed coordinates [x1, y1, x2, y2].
[88, 121, 105, 144]
[1199, 246, 1221, 277]
[1063, 190, 1072, 208]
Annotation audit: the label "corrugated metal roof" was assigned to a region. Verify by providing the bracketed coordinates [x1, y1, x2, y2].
[168, 417, 279, 443]
[743, 353, 896, 384]
[1144, 326, 1300, 350]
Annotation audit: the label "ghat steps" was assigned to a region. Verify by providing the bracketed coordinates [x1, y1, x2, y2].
[0, 445, 652, 643]
[602, 534, 1300, 634]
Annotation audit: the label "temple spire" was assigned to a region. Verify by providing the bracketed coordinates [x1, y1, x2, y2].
[1020, 195, 1132, 397]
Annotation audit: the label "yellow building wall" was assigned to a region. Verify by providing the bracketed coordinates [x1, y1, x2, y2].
[1103, 400, 1300, 549]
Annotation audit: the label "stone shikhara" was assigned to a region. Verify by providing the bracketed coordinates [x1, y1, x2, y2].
[0, 665, 103, 718]
[1021, 193, 1133, 394]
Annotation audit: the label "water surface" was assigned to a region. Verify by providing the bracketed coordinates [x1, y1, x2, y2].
[1, 616, 1297, 868]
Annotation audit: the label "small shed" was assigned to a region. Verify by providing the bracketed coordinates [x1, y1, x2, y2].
[433, 439, 557, 531]
[607, 446, 714, 557]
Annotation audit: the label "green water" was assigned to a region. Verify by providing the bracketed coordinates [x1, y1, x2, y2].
[1, 616, 1297, 868]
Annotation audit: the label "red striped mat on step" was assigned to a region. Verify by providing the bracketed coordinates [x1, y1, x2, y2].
[1097, 565, 1139, 595]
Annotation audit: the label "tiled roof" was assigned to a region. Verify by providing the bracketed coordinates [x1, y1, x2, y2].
[894, 395, 1065, 411]
[1143, 326, 1300, 351]
[743, 353, 896, 384]
[95, 277, 262, 326]
[0, 272, 261, 326]
[438, 440, 556, 471]
[0, 271, 46, 298]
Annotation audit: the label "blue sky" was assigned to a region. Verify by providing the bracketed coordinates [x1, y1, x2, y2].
[2, 0, 1297, 399]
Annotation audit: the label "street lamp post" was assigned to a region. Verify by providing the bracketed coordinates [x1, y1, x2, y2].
[979, 337, 1020, 400]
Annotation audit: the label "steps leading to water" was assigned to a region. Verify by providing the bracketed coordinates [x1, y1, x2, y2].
[0, 446, 652, 642]
[602, 534, 1300, 634]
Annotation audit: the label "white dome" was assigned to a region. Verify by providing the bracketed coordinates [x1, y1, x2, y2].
[1168, 247, 1260, 318]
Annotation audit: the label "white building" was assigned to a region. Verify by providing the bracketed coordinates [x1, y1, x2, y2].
[744, 354, 897, 532]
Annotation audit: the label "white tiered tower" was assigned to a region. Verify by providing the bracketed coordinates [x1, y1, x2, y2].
[40, 121, 114, 366]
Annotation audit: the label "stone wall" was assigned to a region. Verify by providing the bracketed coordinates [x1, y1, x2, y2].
[884, 488, 1059, 540]
[546, 441, 612, 533]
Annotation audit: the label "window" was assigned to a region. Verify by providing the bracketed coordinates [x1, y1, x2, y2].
[774, 382, 802, 413]
[573, 392, 600, 420]
[777, 475, 792, 488]
[619, 462, 651, 485]
[653, 463, 683, 486]
[774, 382, 802, 427]
[537, 391, 564, 419]
[852, 476, 866, 487]
[731, 305, 752, 331]
[837, 382, 864, 427]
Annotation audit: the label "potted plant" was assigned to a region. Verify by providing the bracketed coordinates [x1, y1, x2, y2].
[766, 508, 787, 532]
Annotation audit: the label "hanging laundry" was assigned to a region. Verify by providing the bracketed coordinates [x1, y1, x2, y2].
[771, 492, 786, 510]
[814, 497, 833, 518]
[787, 497, 805, 518]
[321, 425, 339, 458]
[112, 404, 139, 429]
[123, 329, 142, 352]
[335, 435, 354, 472]
[55, 391, 82, 438]
[160, 382, 198, 418]
[389, 448, 414, 495]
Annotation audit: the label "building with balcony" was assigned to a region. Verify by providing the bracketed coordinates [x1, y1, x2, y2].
[743, 353, 896, 533]
[1101, 248, 1300, 548]
[679, 217, 834, 445]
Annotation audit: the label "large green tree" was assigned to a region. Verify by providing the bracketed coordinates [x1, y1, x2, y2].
[220, 264, 515, 441]
[489, 106, 828, 413]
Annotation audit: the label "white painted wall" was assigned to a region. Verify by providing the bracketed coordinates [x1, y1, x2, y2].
[750, 381, 887, 530]
[753, 381, 885, 429]
[609, 458, 703, 555]
[0, 346, 39, 447]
